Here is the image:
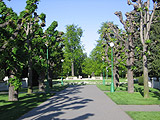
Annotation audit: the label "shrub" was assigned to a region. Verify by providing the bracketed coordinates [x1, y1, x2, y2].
[138, 75, 144, 85]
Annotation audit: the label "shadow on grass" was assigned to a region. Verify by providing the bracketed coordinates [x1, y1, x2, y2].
[0, 85, 95, 120]
[113, 83, 159, 100]
[0, 85, 68, 120]
[0, 92, 55, 120]
[134, 84, 160, 99]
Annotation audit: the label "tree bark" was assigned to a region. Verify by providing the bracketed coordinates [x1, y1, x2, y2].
[143, 44, 149, 98]
[27, 58, 33, 94]
[48, 69, 52, 88]
[127, 36, 134, 93]
[113, 66, 119, 87]
[38, 72, 45, 92]
[8, 84, 18, 101]
[72, 61, 74, 76]
[8, 73, 18, 101]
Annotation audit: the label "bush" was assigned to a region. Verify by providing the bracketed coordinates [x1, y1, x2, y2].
[138, 75, 144, 85]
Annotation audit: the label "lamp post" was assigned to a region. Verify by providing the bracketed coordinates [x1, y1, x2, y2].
[109, 42, 114, 92]
[45, 41, 50, 93]
[61, 59, 64, 85]
[102, 57, 105, 85]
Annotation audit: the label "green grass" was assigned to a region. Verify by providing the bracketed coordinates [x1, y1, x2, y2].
[127, 111, 160, 120]
[106, 92, 160, 105]
[96, 84, 127, 91]
[97, 83, 160, 105]
[96, 84, 111, 91]
[0, 84, 68, 120]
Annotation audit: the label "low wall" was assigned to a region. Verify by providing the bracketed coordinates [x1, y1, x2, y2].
[91, 76, 103, 80]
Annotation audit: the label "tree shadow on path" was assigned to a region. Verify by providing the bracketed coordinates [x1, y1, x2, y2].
[18, 85, 94, 120]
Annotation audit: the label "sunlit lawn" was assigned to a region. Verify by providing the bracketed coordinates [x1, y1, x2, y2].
[127, 111, 160, 120]
[97, 83, 160, 105]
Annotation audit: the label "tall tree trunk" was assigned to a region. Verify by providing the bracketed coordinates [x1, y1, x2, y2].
[8, 84, 18, 101]
[72, 61, 74, 76]
[127, 36, 134, 93]
[27, 58, 33, 94]
[38, 72, 45, 92]
[143, 44, 149, 98]
[8, 72, 18, 101]
[127, 66, 134, 93]
[48, 69, 52, 88]
[113, 66, 119, 87]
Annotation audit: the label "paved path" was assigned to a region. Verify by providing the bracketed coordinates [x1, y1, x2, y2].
[18, 85, 132, 120]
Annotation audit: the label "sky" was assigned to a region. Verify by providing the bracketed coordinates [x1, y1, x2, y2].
[4, 0, 134, 56]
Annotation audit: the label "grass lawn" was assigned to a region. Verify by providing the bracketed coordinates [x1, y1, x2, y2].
[0, 84, 68, 120]
[127, 111, 160, 120]
[97, 84, 127, 91]
[97, 83, 160, 119]
[97, 83, 160, 105]
[106, 92, 160, 105]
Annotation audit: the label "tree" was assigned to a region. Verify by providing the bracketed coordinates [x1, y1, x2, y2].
[127, 0, 160, 98]
[114, 8, 140, 93]
[99, 22, 127, 87]
[0, 0, 35, 101]
[90, 40, 106, 76]
[63, 24, 83, 77]
[44, 21, 64, 87]
[82, 57, 93, 76]
[148, 10, 160, 78]
[21, 0, 46, 94]
[0, 0, 47, 100]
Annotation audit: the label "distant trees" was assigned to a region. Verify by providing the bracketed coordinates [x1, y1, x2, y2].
[63, 24, 85, 77]
[82, 39, 106, 76]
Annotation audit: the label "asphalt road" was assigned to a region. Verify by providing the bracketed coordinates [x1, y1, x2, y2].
[18, 85, 132, 120]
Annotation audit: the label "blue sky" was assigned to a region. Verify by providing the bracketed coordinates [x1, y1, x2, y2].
[4, 0, 133, 56]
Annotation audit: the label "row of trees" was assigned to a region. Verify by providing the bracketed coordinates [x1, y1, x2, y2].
[82, 0, 159, 98]
[0, 0, 86, 101]
[0, 0, 159, 101]
[95, 0, 159, 98]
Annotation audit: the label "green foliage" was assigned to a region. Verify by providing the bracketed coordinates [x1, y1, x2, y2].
[136, 46, 140, 51]
[63, 24, 84, 76]
[25, 0, 39, 14]
[42, 21, 64, 78]
[137, 7, 143, 12]
[145, 39, 151, 44]
[148, 10, 160, 77]
[138, 75, 144, 85]
[8, 77, 22, 90]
